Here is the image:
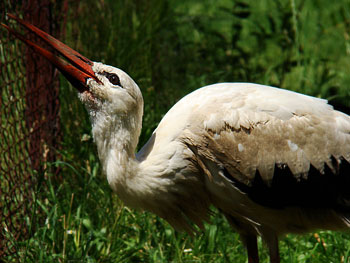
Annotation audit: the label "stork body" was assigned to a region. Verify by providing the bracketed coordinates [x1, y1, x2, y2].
[3, 15, 350, 263]
[88, 67, 350, 261]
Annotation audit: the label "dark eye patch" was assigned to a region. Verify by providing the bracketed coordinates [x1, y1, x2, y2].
[101, 71, 122, 87]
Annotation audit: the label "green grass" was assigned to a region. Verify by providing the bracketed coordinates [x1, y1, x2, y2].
[8, 158, 350, 262]
[3, 0, 350, 262]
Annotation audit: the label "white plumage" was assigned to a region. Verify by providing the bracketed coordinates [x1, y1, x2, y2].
[4, 15, 350, 263]
[85, 65, 350, 262]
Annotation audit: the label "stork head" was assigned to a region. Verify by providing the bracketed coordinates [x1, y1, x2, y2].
[1, 14, 144, 138]
[79, 62, 144, 157]
[80, 62, 143, 123]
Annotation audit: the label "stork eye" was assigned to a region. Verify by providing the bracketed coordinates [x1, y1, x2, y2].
[102, 72, 122, 87]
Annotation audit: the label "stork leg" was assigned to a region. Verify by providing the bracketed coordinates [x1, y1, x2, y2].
[245, 234, 259, 263]
[267, 235, 280, 263]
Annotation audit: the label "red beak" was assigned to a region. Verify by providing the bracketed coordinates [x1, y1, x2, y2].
[1, 14, 101, 92]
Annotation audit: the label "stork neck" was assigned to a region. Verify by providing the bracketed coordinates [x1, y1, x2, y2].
[91, 111, 141, 170]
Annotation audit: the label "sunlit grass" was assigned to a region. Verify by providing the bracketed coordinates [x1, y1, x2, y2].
[10, 158, 350, 262]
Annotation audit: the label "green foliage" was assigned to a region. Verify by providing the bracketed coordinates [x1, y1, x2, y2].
[8, 0, 350, 262]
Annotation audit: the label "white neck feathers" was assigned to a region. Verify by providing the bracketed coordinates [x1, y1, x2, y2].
[90, 107, 141, 188]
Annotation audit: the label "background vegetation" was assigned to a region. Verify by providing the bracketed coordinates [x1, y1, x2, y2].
[7, 0, 350, 262]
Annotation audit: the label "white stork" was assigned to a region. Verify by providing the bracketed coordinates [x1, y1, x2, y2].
[3, 14, 350, 263]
